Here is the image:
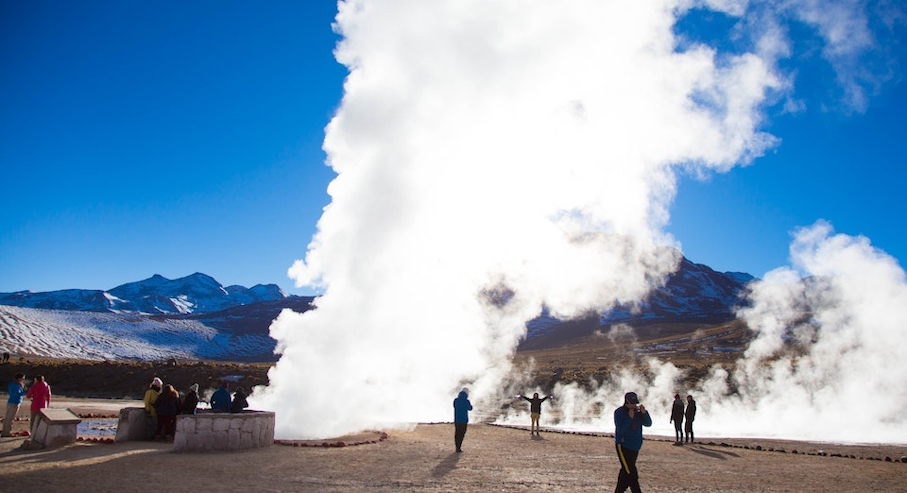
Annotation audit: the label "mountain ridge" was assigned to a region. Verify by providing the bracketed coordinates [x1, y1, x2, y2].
[0, 272, 289, 315]
[0, 259, 754, 361]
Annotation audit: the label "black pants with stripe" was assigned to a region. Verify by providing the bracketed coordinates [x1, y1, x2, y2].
[615, 443, 642, 493]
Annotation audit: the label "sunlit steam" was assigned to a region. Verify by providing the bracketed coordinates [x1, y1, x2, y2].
[251, 0, 904, 442]
[499, 222, 907, 443]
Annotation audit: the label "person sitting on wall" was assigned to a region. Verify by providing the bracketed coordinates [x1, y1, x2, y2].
[182, 383, 199, 414]
[230, 386, 249, 413]
[210, 381, 232, 413]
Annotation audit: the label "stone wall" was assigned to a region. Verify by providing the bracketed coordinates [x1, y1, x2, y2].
[114, 407, 151, 442]
[172, 411, 275, 452]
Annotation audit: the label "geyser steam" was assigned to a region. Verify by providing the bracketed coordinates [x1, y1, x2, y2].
[251, 0, 905, 442]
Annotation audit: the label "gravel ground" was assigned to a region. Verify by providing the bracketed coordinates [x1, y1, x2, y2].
[1, 401, 906, 492]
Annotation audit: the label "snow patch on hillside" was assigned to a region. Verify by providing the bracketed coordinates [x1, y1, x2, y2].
[0, 305, 275, 361]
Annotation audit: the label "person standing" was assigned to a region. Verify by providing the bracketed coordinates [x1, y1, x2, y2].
[2, 373, 27, 437]
[210, 381, 232, 412]
[685, 395, 697, 444]
[453, 388, 473, 453]
[154, 384, 180, 440]
[670, 393, 685, 445]
[143, 377, 162, 440]
[182, 383, 199, 415]
[614, 391, 652, 493]
[519, 392, 552, 436]
[26, 375, 51, 433]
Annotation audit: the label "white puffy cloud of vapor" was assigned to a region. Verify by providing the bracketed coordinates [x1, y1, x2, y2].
[250, 0, 902, 442]
[500, 222, 907, 443]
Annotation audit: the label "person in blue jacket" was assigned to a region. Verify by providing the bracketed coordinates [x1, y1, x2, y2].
[2, 373, 27, 437]
[453, 388, 473, 453]
[613, 391, 652, 493]
[210, 381, 232, 412]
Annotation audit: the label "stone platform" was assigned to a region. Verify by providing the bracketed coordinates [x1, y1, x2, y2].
[112, 407, 275, 452]
[27, 408, 81, 449]
[173, 411, 275, 452]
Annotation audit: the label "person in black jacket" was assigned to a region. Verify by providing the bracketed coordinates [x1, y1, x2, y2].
[684, 395, 697, 443]
[230, 386, 249, 413]
[154, 384, 180, 440]
[519, 392, 552, 436]
[670, 393, 685, 444]
[182, 383, 199, 415]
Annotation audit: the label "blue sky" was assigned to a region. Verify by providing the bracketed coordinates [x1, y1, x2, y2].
[1, 1, 905, 296]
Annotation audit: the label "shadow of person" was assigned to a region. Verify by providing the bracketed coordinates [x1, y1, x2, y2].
[685, 445, 741, 460]
[431, 452, 461, 478]
[531, 434, 544, 441]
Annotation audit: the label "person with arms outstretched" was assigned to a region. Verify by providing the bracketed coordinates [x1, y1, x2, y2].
[519, 392, 552, 436]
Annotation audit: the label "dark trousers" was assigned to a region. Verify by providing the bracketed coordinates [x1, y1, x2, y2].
[674, 422, 683, 442]
[685, 422, 694, 443]
[615, 443, 641, 493]
[156, 414, 175, 438]
[454, 422, 468, 451]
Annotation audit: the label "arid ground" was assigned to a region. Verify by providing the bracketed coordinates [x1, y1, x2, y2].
[1, 396, 906, 492]
[2, 339, 907, 492]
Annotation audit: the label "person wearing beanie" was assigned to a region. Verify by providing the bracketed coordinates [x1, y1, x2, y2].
[143, 377, 162, 440]
[614, 391, 652, 493]
[182, 383, 199, 415]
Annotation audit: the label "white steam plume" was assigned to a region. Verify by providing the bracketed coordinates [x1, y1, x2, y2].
[498, 222, 907, 443]
[250, 0, 902, 441]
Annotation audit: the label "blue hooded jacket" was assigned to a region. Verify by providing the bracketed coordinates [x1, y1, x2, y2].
[453, 391, 473, 423]
[614, 405, 652, 451]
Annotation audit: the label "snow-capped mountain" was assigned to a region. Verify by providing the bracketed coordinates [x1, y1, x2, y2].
[601, 257, 754, 324]
[526, 257, 755, 339]
[0, 272, 288, 315]
[0, 295, 316, 362]
[0, 273, 313, 361]
[0, 259, 753, 362]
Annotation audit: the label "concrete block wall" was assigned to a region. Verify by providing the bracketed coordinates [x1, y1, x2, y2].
[114, 407, 151, 442]
[172, 411, 275, 452]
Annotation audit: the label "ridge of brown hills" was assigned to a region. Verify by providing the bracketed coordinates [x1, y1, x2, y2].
[1, 320, 750, 400]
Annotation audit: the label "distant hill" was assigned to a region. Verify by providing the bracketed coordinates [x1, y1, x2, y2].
[524, 256, 755, 346]
[0, 259, 754, 362]
[0, 272, 314, 361]
[0, 272, 289, 314]
[0, 297, 315, 362]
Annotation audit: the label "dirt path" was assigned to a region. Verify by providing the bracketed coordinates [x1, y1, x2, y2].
[2, 417, 905, 492]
